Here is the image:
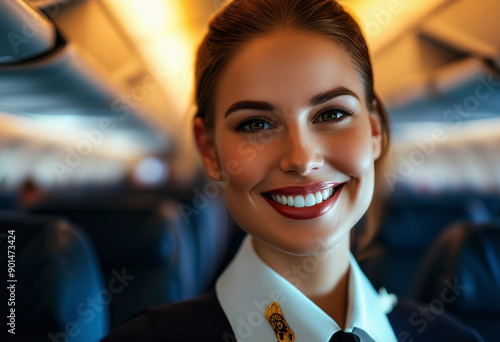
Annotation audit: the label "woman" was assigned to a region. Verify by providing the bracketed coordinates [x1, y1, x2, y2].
[103, 0, 484, 341]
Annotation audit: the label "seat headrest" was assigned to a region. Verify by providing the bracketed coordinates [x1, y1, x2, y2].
[412, 219, 500, 313]
[379, 196, 488, 250]
[0, 212, 108, 341]
[30, 208, 179, 265]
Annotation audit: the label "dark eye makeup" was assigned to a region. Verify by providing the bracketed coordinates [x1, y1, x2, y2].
[232, 106, 355, 132]
[314, 106, 355, 123]
[233, 116, 274, 132]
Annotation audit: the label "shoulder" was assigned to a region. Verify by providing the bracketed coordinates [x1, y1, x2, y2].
[101, 314, 158, 342]
[101, 291, 235, 342]
[388, 299, 485, 342]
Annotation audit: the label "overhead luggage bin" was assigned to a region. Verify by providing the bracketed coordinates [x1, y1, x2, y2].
[0, 0, 57, 64]
[0, 40, 169, 152]
[420, 0, 500, 70]
[0, 42, 121, 117]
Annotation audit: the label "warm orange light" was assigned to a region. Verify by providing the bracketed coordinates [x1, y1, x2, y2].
[103, 0, 197, 119]
[339, 0, 451, 53]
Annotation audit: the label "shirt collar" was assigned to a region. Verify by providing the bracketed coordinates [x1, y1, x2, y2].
[216, 236, 397, 342]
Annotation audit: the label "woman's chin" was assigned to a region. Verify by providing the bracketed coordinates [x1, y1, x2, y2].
[252, 229, 349, 258]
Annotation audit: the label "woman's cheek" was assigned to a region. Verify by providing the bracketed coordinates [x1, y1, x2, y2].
[217, 135, 273, 192]
[324, 125, 374, 177]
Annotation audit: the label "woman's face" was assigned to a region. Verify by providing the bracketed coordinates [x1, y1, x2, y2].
[195, 30, 382, 256]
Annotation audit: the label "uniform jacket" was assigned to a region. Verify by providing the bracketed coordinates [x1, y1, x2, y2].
[103, 237, 484, 342]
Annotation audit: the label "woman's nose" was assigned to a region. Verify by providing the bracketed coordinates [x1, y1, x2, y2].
[280, 127, 324, 175]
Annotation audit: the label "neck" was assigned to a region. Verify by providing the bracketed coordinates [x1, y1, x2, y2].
[252, 235, 351, 329]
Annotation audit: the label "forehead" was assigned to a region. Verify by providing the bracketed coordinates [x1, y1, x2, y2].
[215, 29, 366, 113]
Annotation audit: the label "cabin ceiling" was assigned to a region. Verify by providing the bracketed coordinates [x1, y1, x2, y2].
[0, 0, 499, 189]
[2, 0, 499, 132]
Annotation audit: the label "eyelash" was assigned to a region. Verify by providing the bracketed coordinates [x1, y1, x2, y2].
[233, 107, 355, 132]
[314, 106, 355, 123]
[233, 116, 274, 132]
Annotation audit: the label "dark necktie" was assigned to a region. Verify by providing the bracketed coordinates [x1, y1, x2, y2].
[329, 330, 361, 342]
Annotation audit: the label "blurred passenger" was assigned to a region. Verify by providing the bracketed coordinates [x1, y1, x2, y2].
[16, 178, 45, 210]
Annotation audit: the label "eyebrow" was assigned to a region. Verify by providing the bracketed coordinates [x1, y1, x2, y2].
[224, 86, 360, 117]
[224, 101, 275, 117]
[310, 87, 360, 106]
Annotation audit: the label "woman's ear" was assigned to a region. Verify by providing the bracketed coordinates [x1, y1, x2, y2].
[193, 117, 223, 181]
[369, 100, 383, 161]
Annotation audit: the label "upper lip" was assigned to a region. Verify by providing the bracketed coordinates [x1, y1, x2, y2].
[263, 181, 345, 196]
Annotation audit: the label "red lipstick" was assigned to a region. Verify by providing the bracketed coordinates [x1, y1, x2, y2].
[263, 182, 345, 220]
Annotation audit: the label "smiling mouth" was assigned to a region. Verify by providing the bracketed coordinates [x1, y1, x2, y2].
[268, 186, 337, 208]
[262, 182, 345, 220]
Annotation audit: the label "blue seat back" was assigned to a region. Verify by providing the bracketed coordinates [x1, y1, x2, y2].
[360, 191, 490, 297]
[0, 212, 108, 342]
[412, 219, 500, 341]
[31, 193, 233, 329]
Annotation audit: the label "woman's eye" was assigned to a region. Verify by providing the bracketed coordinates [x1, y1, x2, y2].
[235, 118, 272, 131]
[315, 108, 353, 123]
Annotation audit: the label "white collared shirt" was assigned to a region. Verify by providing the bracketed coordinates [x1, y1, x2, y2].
[216, 236, 398, 342]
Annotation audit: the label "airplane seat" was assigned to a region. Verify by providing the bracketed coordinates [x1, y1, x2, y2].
[360, 191, 490, 298]
[30, 193, 235, 329]
[30, 205, 189, 329]
[0, 212, 108, 342]
[483, 193, 500, 218]
[89, 208, 186, 329]
[411, 219, 500, 342]
[0, 194, 16, 210]
[177, 195, 233, 293]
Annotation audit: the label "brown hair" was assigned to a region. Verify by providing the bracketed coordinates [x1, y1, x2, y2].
[194, 0, 391, 251]
[195, 0, 389, 154]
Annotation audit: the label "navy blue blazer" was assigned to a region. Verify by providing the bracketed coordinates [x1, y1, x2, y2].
[102, 291, 484, 342]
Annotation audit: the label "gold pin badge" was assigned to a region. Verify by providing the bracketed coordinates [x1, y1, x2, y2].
[264, 301, 295, 342]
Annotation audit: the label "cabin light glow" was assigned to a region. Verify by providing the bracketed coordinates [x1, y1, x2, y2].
[340, 0, 452, 52]
[104, 0, 195, 118]
[134, 157, 169, 187]
[120, 0, 174, 36]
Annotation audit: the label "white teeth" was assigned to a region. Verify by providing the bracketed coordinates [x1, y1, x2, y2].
[270, 186, 338, 207]
[294, 195, 305, 208]
[305, 193, 315, 207]
[315, 192, 323, 204]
